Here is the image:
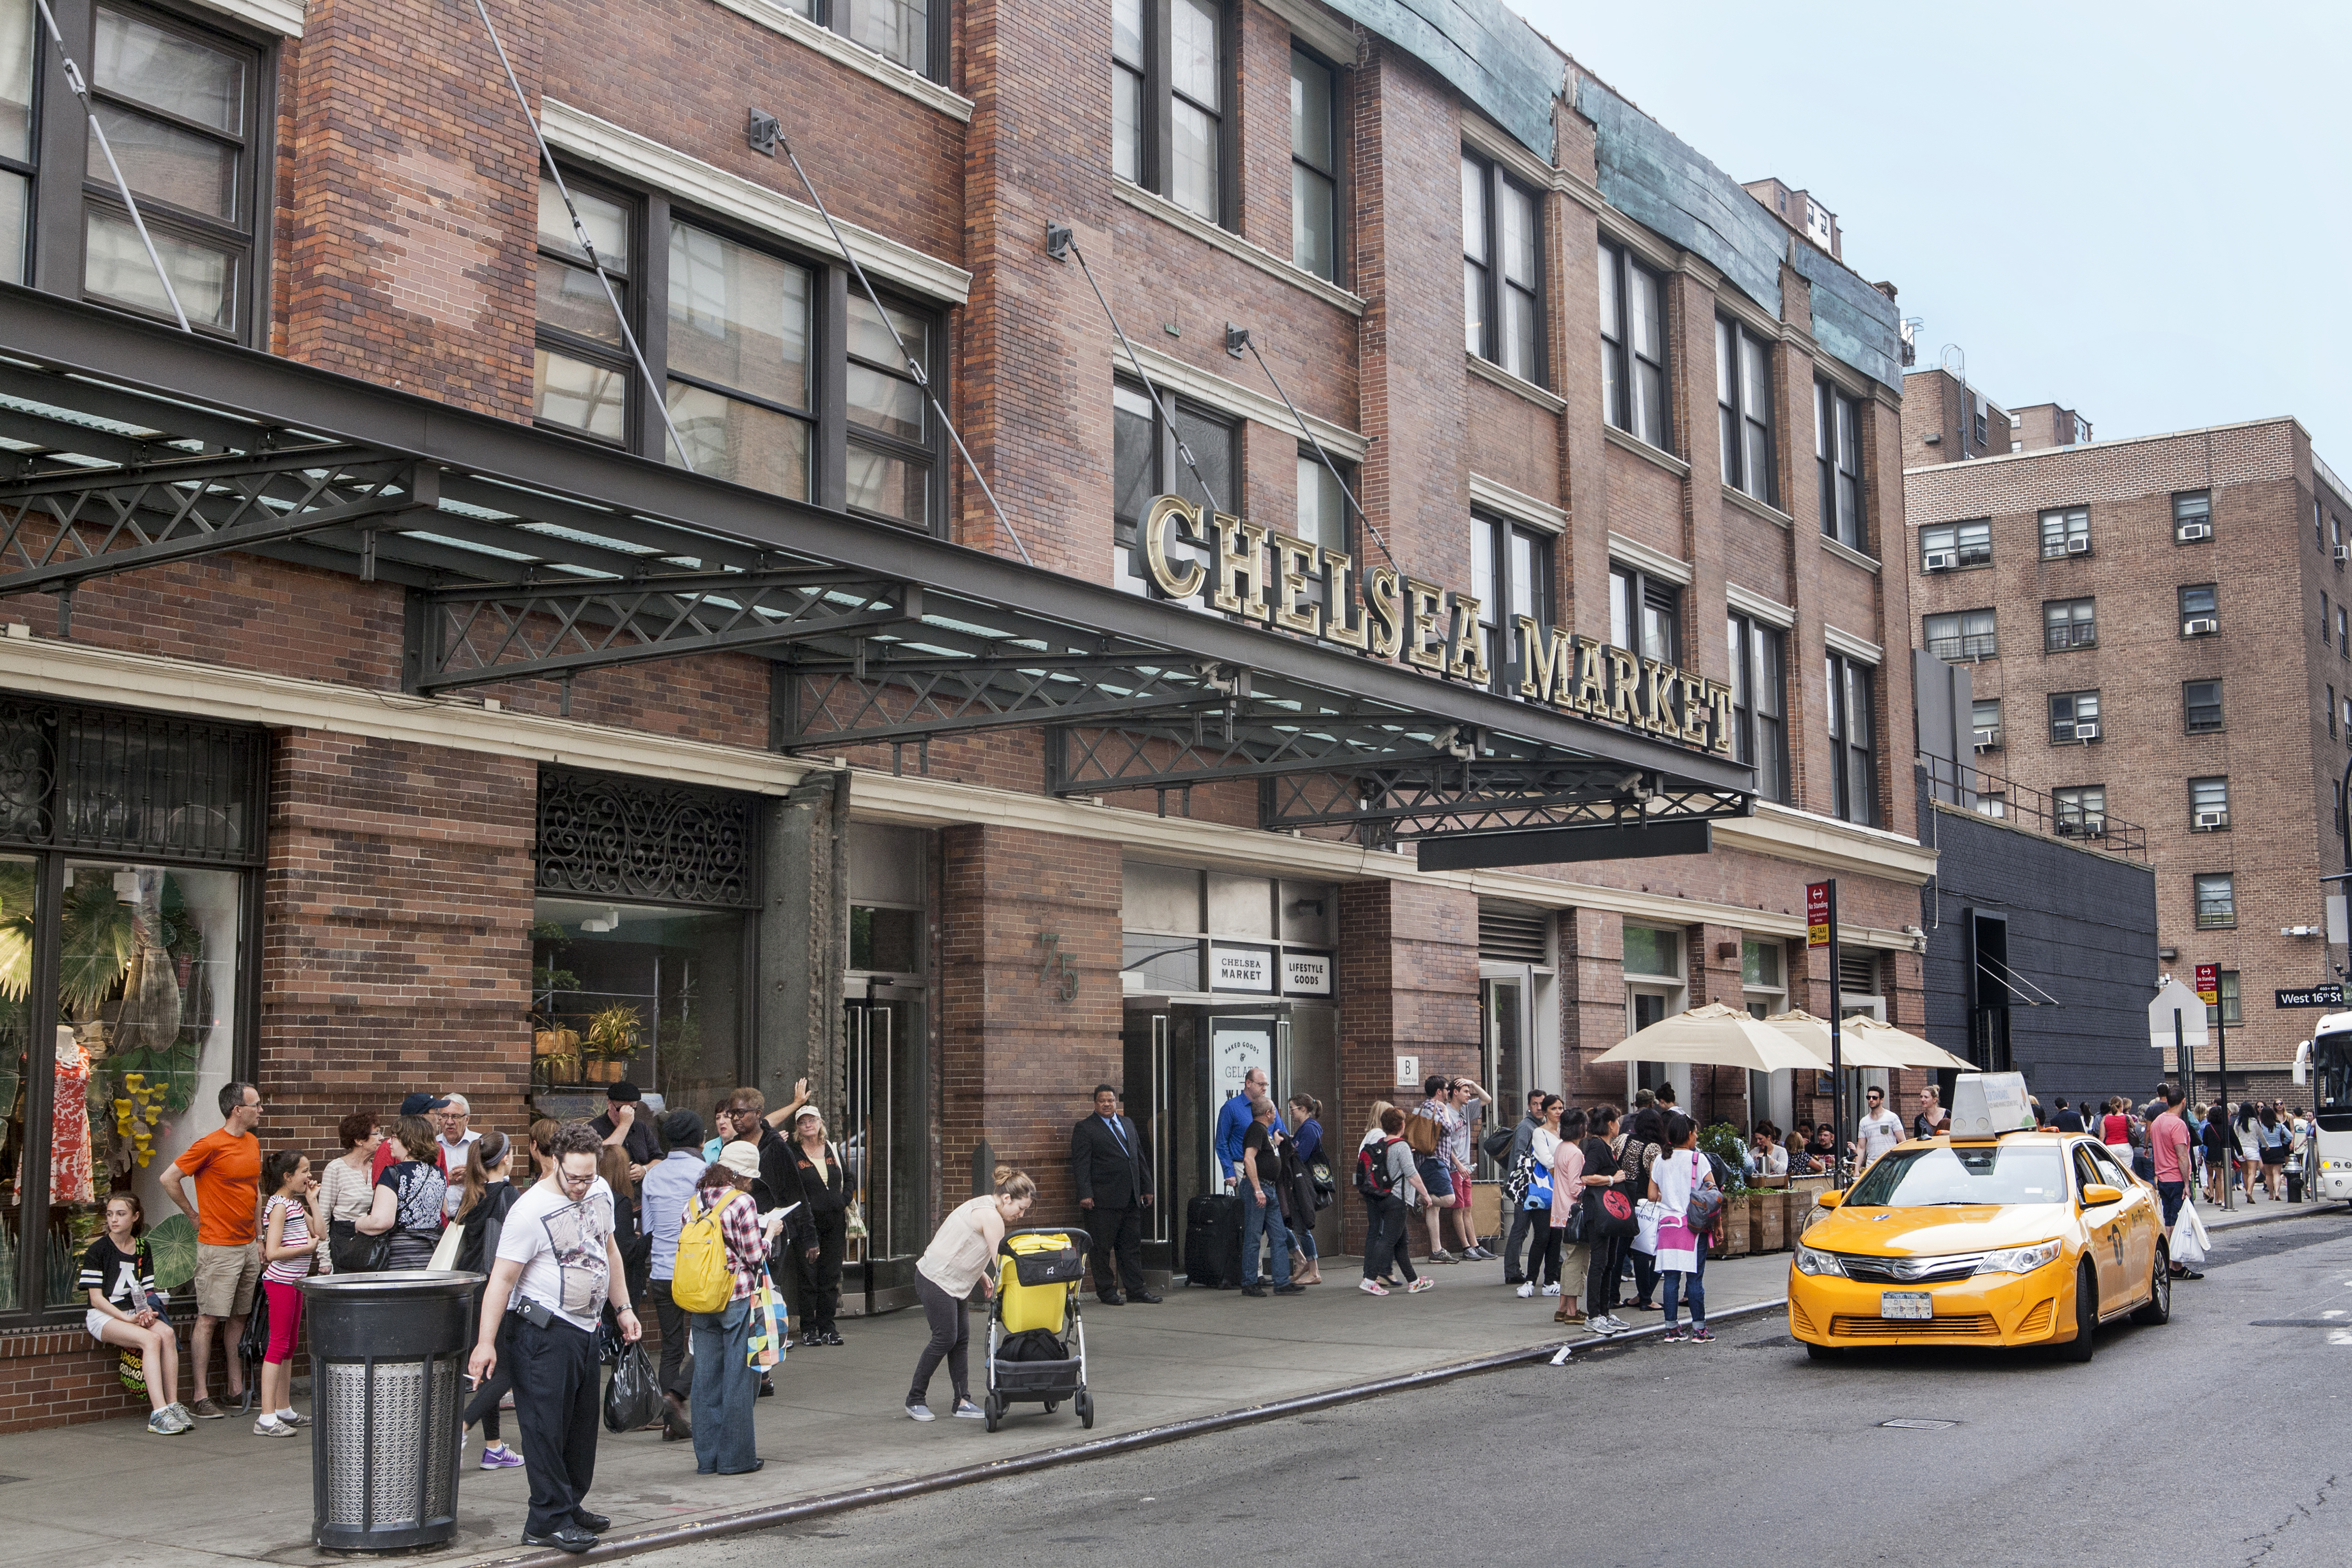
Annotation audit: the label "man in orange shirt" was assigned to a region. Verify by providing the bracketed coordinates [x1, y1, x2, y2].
[162, 1082, 265, 1418]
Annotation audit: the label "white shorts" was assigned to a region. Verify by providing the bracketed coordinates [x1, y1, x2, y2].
[86, 1308, 115, 1342]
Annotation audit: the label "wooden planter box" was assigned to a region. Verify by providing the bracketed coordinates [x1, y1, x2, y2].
[1755, 1191, 1786, 1252]
[1714, 1194, 1750, 1257]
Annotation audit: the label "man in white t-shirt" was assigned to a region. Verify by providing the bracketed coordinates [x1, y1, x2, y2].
[468, 1123, 639, 1554]
[1856, 1085, 1905, 1168]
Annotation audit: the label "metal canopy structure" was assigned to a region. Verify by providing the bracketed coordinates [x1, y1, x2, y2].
[0, 286, 1751, 849]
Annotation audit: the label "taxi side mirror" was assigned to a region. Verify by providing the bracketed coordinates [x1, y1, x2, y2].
[1815, 1190, 1844, 1210]
[2080, 1183, 2123, 1207]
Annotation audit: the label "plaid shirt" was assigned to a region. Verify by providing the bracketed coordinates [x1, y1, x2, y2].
[695, 1185, 770, 1302]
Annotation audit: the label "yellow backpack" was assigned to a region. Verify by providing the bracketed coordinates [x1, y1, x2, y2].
[672, 1192, 737, 1314]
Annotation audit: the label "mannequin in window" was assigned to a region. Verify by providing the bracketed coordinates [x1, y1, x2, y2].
[49, 1026, 94, 1209]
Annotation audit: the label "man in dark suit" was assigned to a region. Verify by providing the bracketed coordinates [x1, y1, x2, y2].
[1071, 1083, 1159, 1304]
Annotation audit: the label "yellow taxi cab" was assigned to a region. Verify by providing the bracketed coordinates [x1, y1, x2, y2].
[1787, 1075, 2169, 1362]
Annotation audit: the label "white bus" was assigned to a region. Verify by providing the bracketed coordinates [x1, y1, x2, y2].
[2293, 1013, 2352, 1204]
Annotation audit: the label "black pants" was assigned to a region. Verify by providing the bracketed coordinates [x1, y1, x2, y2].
[1086, 1202, 1147, 1298]
[908, 1274, 969, 1408]
[1584, 1230, 1616, 1308]
[646, 1278, 693, 1399]
[462, 1309, 515, 1442]
[508, 1312, 601, 1540]
[1362, 1195, 1418, 1283]
[799, 1209, 847, 1334]
[1502, 1205, 1544, 1281]
[1629, 1245, 1658, 1306]
[1530, 1213, 1563, 1286]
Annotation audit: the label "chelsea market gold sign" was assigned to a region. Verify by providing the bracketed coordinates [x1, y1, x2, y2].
[1134, 495, 1735, 756]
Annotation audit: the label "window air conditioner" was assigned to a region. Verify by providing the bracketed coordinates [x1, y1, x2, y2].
[2178, 522, 2212, 541]
[2336, 545, 2348, 562]
[1923, 551, 1956, 571]
[2075, 722, 2100, 741]
[2185, 617, 2218, 635]
[2065, 535, 2092, 555]
[2081, 815, 2106, 836]
[1972, 727, 2001, 750]
[2194, 810, 2228, 829]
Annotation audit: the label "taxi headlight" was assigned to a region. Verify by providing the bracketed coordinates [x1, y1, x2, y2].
[1794, 1244, 1846, 1277]
[1972, 1239, 2063, 1277]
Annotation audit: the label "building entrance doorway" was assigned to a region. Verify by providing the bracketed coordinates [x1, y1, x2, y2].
[842, 987, 925, 1314]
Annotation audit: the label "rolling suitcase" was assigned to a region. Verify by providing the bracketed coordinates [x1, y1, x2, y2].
[1183, 1193, 1245, 1288]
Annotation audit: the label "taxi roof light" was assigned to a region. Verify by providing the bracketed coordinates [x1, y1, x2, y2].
[1948, 1072, 2034, 1141]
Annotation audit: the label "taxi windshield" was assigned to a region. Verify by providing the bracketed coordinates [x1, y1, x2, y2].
[1842, 1143, 2066, 1207]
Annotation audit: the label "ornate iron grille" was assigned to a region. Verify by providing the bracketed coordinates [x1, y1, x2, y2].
[534, 767, 759, 908]
[0, 697, 262, 863]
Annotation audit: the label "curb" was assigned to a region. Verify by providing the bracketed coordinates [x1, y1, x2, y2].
[2204, 1199, 2349, 1236]
[489, 1294, 1792, 1566]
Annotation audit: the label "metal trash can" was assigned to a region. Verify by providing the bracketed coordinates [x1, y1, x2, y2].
[301, 1269, 483, 1551]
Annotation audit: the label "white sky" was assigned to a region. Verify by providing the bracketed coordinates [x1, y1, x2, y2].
[1517, 0, 2351, 462]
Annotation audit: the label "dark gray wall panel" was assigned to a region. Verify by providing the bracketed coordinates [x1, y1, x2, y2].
[1325, 0, 1564, 157]
[1791, 241, 1903, 392]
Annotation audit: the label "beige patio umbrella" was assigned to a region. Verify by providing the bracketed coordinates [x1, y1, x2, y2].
[1762, 1009, 1911, 1070]
[1845, 1015, 1975, 1072]
[1592, 1002, 1829, 1073]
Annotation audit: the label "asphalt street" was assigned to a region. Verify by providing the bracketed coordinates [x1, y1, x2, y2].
[637, 1217, 2351, 1568]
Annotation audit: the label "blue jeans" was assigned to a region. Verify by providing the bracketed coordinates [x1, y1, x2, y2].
[1663, 1235, 1709, 1326]
[1239, 1180, 1291, 1286]
[2157, 1180, 2184, 1228]
[689, 1296, 758, 1474]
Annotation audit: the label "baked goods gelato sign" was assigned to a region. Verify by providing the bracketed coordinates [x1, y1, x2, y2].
[1135, 495, 1732, 754]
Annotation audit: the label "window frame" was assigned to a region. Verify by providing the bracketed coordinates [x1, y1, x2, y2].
[1726, 611, 1788, 804]
[2183, 678, 2224, 735]
[1114, 0, 1236, 229]
[1970, 697, 2002, 750]
[2207, 969, 2241, 1027]
[1815, 378, 1864, 550]
[2172, 490, 2211, 543]
[1461, 148, 1543, 385]
[2052, 784, 2106, 835]
[20, 0, 276, 343]
[1472, 509, 1554, 694]
[2177, 583, 2218, 636]
[1920, 518, 1991, 570]
[531, 173, 642, 451]
[1923, 608, 1997, 662]
[1717, 315, 1777, 506]
[2042, 596, 2097, 652]
[1599, 238, 1670, 451]
[1825, 651, 1876, 827]
[2049, 688, 2100, 745]
[1608, 562, 1680, 665]
[2188, 775, 2229, 830]
[2038, 505, 2091, 559]
[2193, 873, 2236, 931]
[1287, 43, 1342, 283]
[788, 0, 946, 83]
[1112, 375, 1237, 598]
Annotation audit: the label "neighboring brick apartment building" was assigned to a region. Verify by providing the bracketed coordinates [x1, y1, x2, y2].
[1906, 375, 2352, 1105]
[0, 0, 1933, 1428]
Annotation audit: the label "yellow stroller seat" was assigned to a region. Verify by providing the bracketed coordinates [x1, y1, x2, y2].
[984, 1228, 1094, 1430]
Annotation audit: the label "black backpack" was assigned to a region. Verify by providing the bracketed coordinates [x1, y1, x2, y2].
[1354, 1136, 1400, 1199]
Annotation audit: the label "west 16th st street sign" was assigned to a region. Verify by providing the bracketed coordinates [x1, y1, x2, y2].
[2273, 983, 2345, 1008]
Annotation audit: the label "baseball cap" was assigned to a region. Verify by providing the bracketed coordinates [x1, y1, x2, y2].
[715, 1141, 761, 1181]
[400, 1093, 451, 1116]
[606, 1080, 643, 1103]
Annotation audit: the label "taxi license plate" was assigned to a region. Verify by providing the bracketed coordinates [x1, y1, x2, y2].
[1879, 1292, 1933, 1320]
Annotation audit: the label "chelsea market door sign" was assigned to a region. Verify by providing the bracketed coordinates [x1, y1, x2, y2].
[1209, 942, 1274, 993]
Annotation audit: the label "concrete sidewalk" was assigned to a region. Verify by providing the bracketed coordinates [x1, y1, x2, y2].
[0, 1200, 2330, 1567]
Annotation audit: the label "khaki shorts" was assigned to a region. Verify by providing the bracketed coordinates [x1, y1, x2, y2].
[1560, 1243, 1591, 1291]
[193, 1241, 261, 1319]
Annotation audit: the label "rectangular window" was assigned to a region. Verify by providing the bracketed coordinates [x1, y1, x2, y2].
[1920, 519, 1991, 570]
[843, 291, 935, 529]
[1472, 512, 1553, 691]
[2189, 775, 2229, 830]
[533, 177, 635, 444]
[2053, 784, 2105, 836]
[1971, 697, 2002, 750]
[1923, 608, 1997, 662]
[2324, 592, 2332, 638]
[2178, 583, 2217, 636]
[2339, 605, 2346, 655]
[666, 218, 817, 500]
[2039, 506, 2091, 558]
[1815, 380, 1864, 549]
[2333, 683, 2339, 739]
[1112, 379, 1232, 596]
[1610, 564, 1679, 664]
[1463, 151, 1540, 383]
[1115, 0, 1229, 225]
[784, 0, 938, 78]
[2042, 597, 2096, 651]
[1726, 612, 1788, 803]
[1717, 316, 1776, 505]
[2194, 873, 2235, 930]
[1289, 47, 1338, 281]
[2049, 689, 2099, 744]
[2173, 490, 2211, 541]
[2184, 679, 2223, 734]
[1975, 790, 2008, 819]
[2207, 970, 2240, 1027]
[1825, 653, 1875, 826]
[1599, 240, 1669, 450]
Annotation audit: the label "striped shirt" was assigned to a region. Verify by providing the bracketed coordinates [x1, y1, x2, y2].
[264, 1195, 316, 1285]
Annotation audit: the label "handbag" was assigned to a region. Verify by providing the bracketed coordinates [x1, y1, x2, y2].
[1560, 1196, 1589, 1246]
[1584, 1184, 1637, 1240]
[1521, 1153, 1554, 1211]
[1632, 1198, 1663, 1255]
[1310, 1158, 1336, 1209]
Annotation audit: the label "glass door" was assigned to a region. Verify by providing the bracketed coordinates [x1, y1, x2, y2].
[842, 990, 925, 1314]
[1478, 970, 1530, 1176]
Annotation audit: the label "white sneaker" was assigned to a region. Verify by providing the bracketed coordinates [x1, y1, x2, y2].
[1516, 1281, 1535, 1298]
[1541, 1283, 1562, 1297]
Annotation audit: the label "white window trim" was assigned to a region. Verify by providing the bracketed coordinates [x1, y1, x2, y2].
[1465, 351, 1567, 414]
[1469, 474, 1566, 535]
[1459, 109, 1556, 197]
[1607, 532, 1693, 587]
[1824, 625, 1884, 666]
[1114, 340, 1368, 460]
[1604, 423, 1690, 479]
[186, 0, 302, 33]
[1819, 532, 1882, 574]
[1722, 483, 1795, 530]
[707, 0, 975, 122]
[1726, 583, 1794, 628]
[1256, 0, 1359, 62]
[1111, 180, 1367, 316]
[540, 100, 973, 305]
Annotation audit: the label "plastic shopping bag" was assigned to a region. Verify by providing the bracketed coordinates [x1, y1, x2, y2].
[2172, 1192, 2209, 1267]
[1632, 1197, 1662, 1256]
[601, 1341, 660, 1433]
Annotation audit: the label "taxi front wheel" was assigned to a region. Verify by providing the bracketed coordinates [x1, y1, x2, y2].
[2059, 1262, 2097, 1363]
[2132, 1242, 2172, 1326]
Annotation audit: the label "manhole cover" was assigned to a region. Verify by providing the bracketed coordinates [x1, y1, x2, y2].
[1878, 1418, 1957, 1431]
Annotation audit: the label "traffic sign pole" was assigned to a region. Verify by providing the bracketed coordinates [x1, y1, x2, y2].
[2195, 961, 2229, 1211]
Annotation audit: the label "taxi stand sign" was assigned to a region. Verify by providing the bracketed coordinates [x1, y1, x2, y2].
[1947, 1072, 2034, 1140]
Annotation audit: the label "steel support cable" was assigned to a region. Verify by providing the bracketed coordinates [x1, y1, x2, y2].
[1975, 947, 2060, 1007]
[1232, 329, 1397, 578]
[32, 0, 187, 331]
[469, 0, 693, 472]
[1059, 234, 1221, 519]
[772, 130, 1032, 568]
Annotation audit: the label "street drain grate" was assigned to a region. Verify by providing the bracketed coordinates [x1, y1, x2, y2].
[1878, 1418, 1957, 1431]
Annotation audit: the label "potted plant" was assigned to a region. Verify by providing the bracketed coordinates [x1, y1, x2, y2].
[583, 1004, 642, 1083]
[1698, 1122, 1751, 1256]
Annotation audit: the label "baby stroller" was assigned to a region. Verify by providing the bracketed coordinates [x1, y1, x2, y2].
[983, 1227, 1094, 1431]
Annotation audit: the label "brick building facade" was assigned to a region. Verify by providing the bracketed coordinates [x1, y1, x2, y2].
[1906, 389, 2352, 1108]
[0, 0, 1937, 1431]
